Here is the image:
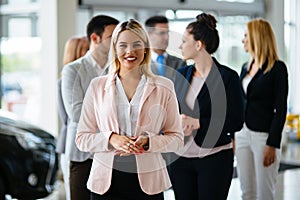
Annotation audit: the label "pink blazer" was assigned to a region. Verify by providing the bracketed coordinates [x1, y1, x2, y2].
[75, 74, 183, 195]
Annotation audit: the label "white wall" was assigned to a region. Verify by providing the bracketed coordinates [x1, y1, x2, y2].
[39, 0, 77, 136]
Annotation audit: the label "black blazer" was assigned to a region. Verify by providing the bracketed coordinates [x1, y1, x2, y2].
[240, 60, 288, 148]
[174, 57, 244, 148]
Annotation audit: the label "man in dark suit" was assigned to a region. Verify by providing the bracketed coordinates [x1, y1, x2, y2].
[145, 15, 186, 81]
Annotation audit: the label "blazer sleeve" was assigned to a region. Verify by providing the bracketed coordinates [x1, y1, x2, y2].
[267, 62, 288, 148]
[61, 64, 84, 123]
[56, 79, 68, 154]
[148, 83, 184, 153]
[224, 71, 245, 137]
[57, 79, 67, 126]
[75, 79, 113, 153]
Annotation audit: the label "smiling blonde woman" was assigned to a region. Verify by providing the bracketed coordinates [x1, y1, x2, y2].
[75, 19, 184, 200]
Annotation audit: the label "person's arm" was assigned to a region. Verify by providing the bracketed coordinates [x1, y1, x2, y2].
[224, 72, 245, 134]
[75, 79, 114, 153]
[267, 62, 288, 148]
[57, 79, 67, 124]
[146, 83, 184, 153]
[61, 64, 84, 123]
[263, 63, 288, 167]
[55, 79, 68, 154]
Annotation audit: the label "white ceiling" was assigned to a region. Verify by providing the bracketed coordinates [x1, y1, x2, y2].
[80, 0, 264, 16]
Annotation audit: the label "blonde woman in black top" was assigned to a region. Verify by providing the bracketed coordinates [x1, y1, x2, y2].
[235, 18, 288, 200]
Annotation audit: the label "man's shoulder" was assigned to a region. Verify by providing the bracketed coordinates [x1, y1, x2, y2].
[166, 54, 186, 68]
[167, 54, 183, 61]
[62, 56, 92, 74]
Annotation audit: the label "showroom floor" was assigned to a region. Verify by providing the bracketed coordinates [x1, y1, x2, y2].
[7, 138, 300, 200]
[46, 139, 300, 200]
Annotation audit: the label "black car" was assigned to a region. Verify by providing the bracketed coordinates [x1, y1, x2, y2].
[0, 110, 59, 199]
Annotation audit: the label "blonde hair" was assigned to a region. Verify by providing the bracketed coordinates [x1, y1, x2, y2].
[247, 18, 279, 73]
[63, 36, 89, 65]
[109, 19, 153, 77]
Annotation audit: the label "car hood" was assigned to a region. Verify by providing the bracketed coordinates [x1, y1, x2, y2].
[0, 109, 55, 140]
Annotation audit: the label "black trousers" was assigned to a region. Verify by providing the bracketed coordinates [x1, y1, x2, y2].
[70, 159, 93, 200]
[169, 149, 234, 200]
[90, 157, 164, 200]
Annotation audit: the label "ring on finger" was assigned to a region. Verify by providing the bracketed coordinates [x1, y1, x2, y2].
[127, 143, 131, 147]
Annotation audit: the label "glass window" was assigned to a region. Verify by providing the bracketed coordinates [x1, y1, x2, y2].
[217, 15, 250, 72]
[1, 8, 41, 124]
[9, 18, 32, 37]
[7, 0, 36, 4]
[167, 10, 251, 73]
[284, 0, 297, 112]
[0, 36, 41, 122]
[93, 10, 135, 22]
[217, 0, 254, 2]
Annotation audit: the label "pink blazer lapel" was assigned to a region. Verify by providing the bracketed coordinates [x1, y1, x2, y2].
[138, 77, 155, 114]
[103, 74, 119, 133]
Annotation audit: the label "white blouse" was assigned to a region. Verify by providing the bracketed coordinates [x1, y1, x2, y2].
[242, 74, 252, 94]
[115, 75, 146, 137]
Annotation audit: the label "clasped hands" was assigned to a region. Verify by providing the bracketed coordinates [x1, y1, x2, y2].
[181, 114, 200, 136]
[109, 133, 149, 156]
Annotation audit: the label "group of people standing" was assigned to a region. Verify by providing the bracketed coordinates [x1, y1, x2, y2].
[56, 12, 288, 200]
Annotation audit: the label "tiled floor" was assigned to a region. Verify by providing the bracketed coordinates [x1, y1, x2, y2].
[19, 138, 300, 200]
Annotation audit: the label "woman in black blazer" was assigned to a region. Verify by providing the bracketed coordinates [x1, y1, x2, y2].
[169, 13, 244, 200]
[235, 18, 288, 200]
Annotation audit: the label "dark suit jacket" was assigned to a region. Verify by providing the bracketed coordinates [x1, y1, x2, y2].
[175, 57, 244, 148]
[240, 60, 288, 148]
[151, 54, 186, 81]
